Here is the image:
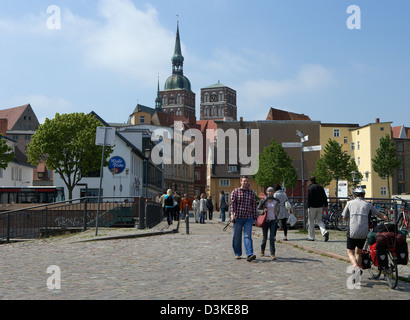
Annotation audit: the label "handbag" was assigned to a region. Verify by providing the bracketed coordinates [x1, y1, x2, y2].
[256, 210, 267, 228]
[289, 213, 297, 227]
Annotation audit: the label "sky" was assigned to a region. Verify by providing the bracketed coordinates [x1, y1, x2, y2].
[0, 0, 409, 127]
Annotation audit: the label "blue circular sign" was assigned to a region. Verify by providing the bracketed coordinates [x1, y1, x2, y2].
[109, 156, 126, 174]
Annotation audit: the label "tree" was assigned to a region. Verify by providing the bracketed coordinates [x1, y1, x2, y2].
[253, 139, 298, 191]
[372, 134, 401, 198]
[312, 138, 361, 196]
[0, 135, 15, 169]
[27, 113, 114, 200]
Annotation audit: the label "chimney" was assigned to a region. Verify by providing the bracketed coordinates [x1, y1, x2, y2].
[0, 119, 8, 135]
[376, 118, 380, 123]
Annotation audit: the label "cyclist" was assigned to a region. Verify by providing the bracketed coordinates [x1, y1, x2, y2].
[342, 187, 388, 271]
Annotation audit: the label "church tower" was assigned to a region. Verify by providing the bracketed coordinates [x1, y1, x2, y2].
[200, 81, 237, 121]
[159, 22, 196, 118]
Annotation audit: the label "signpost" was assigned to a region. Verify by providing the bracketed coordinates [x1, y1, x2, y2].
[95, 127, 116, 236]
[282, 131, 322, 229]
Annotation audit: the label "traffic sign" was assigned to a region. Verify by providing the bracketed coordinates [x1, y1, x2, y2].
[282, 142, 303, 148]
[302, 145, 322, 152]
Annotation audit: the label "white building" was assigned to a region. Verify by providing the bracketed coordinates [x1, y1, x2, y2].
[0, 136, 34, 187]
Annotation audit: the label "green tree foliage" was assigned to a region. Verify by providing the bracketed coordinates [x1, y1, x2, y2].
[27, 113, 113, 200]
[312, 138, 360, 196]
[253, 139, 298, 190]
[0, 135, 15, 169]
[372, 134, 401, 198]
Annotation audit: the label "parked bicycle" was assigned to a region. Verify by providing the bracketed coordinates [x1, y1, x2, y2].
[322, 202, 347, 231]
[394, 196, 410, 234]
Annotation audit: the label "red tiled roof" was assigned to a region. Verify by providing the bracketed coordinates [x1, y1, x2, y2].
[266, 107, 311, 121]
[392, 125, 410, 139]
[0, 104, 30, 130]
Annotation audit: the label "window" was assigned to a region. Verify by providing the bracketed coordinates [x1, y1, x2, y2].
[140, 116, 145, 124]
[357, 157, 360, 166]
[351, 142, 355, 151]
[398, 169, 404, 180]
[220, 179, 230, 187]
[397, 141, 404, 152]
[333, 129, 340, 138]
[194, 171, 201, 181]
[344, 136, 348, 144]
[380, 187, 387, 196]
[357, 141, 360, 150]
[228, 165, 238, 173]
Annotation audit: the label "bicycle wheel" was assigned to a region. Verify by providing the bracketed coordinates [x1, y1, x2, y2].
[368, 257, 382, 279]
[334, 211, 348, 231]
[384, 251, 398, 289]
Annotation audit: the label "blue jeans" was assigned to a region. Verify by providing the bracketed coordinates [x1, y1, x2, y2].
[200, 211, 206, 223]
[232, 218, 254, 257]
[220, 208, 226, 222]
[261, 220, 277, 255]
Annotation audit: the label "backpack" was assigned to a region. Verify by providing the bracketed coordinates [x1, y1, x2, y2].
[361, 250, 371, 269]
[395, 242, 409, 265]
[369, 243, 388, 268]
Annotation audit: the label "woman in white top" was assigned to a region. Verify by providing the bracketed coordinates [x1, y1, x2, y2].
[257, 187, 280, 260]
[192, 195, 200, 223]
[274, 183, 290, 241]
[199, 193, 207, 224]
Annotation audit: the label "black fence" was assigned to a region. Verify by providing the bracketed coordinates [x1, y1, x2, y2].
[279, 196, 404, 228]
[0, 197, 162, 243]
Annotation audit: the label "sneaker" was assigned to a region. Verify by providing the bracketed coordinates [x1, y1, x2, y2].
[260, 251, 265, 257]
[247, 254, 256, 262]
[324, 233, 329, 242]
[271, 255, 277, 260]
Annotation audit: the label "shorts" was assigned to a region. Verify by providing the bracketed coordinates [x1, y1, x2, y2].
[346, 237, 366, 250]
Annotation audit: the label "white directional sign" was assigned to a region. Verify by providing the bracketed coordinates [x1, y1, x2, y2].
[303, 145, 322, 152]
[282, 142, 303, 148]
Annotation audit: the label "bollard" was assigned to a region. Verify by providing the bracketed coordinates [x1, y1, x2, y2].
[185, 204, 189, 234]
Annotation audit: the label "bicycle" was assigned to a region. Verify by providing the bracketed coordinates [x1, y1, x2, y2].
[363, 217, 399, 289]
[324, 202, 348, 231]
[394, 196, 410, 234]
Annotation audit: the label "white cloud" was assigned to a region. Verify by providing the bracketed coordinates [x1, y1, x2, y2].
[82, 0, 175, 84]
[236, 64, 335, 119]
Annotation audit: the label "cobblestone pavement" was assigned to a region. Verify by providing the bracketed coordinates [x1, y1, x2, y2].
[1, 215, 409, 300]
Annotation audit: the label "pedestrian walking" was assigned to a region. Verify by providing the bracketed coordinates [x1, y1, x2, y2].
[199, 193, 207, 224]
[164, 189, 174, 226]
[230, 175, 257, 261]
[181, 194, 190, 219]
[206, 195, 214, 220]
[273, 183, 290, 241]
[173, 192, 181, 221]
[258, 187, 280, 260]
[192, 195, 200, 223]
[307, 176, 329, 242]
[342, 187, 387, 271]
[219, 191, 228, 222]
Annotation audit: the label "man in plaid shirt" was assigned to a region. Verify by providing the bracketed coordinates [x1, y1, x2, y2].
[230, 176, 257, 261]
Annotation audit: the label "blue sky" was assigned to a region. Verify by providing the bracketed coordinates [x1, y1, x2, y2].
[0, 0, 409, 127]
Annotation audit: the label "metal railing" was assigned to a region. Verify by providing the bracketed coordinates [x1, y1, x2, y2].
[0, 196, 162, 243]
[286, 196, 402, 228]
